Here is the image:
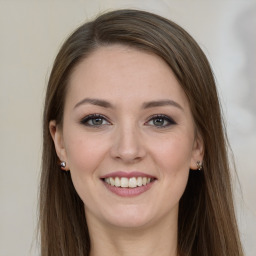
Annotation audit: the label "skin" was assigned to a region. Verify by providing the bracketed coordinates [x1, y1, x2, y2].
[50, 45, 204, 256]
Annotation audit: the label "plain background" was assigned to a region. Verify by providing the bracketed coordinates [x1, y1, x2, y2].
[0, 1, 255, 255]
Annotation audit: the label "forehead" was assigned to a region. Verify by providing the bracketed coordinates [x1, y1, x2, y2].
[66, 45, 189, 109]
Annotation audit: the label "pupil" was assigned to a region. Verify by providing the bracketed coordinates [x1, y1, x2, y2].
[154, 118, 164, 126]
[93, 118, 102, 125]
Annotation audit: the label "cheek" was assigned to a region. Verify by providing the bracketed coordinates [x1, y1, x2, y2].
[152, 134, 194, 175]
[63, 131, 110, 204]
[64, 131, 108, 176]
[157, 136, 193, 202]
[143, 133, 193, 217]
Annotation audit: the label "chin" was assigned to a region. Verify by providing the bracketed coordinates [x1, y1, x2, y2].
[100, 205, 157, 229]
[108, 216, 153, 230]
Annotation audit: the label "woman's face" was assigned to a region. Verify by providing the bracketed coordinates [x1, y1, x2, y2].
[50, 45, 203, 229]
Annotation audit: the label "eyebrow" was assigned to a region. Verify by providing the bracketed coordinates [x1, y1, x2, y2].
[74, 98, 113, 109]
[74, 98, 183, 111]
[142, 99, 184, 111]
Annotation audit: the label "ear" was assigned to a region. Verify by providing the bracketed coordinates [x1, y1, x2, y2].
[49, 120, 69, 171]
[190, 132, 204, 170]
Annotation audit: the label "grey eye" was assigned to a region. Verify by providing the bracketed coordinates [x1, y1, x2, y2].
[146, 115, 176, 128]
[153, 117, 166, 126]
[80, 114, 110, 127]
[91, 117, 104, 125]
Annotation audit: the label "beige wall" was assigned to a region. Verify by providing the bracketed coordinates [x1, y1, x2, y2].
[0, 1, 255, 255]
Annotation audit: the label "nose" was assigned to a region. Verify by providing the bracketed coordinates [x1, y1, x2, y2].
[110, 124, 146, 163]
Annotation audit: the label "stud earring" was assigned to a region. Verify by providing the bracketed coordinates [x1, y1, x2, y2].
[196, 161, 203, 171]
[60, 161, 66, 168]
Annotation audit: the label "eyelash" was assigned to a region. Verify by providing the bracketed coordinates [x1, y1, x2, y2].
[80, 114, 111, 127]
[80, 114, 176, 128]
[145, 114, 176, 128]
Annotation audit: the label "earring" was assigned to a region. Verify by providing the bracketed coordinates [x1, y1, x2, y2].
[196, 161, 203, 171]
[60, 161, 66, 168]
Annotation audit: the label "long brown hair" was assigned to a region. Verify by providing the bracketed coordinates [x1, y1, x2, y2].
[40, 9, 244, 255]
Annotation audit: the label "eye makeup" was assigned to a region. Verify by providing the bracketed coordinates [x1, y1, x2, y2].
[145, 114, 177, 128]
[80, 113, 177, 129]
[80, 114, 111, 127]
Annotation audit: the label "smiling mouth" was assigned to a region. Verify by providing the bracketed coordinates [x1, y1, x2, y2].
[103, 177, 155, 188]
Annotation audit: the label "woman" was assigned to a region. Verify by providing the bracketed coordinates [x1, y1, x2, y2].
[40, 9, 244, 256]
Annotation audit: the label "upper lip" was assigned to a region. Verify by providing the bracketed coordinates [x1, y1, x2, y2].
[100, 171, 156, 179]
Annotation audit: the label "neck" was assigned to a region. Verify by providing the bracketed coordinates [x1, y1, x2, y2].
[87, 212, 178, 256]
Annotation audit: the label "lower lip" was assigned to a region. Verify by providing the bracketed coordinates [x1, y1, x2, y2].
[102, 181, 155, 197]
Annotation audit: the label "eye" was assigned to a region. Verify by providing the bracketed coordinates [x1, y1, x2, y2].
[80, 114, 111, 127]
[145, 114, 176, 128]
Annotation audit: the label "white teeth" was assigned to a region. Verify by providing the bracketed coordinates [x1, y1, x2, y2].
[114, 177, 121, 187]
[137, 177, 142, 187]
[110, 177, 115, 186]
[120, 177, 129, 187]
[104, 176, 153, 188]
[129, 177, 137, 188]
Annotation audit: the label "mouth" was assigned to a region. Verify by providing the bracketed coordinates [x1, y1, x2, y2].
[100, 172, 157, 197]
[102, 176, 155, 188]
